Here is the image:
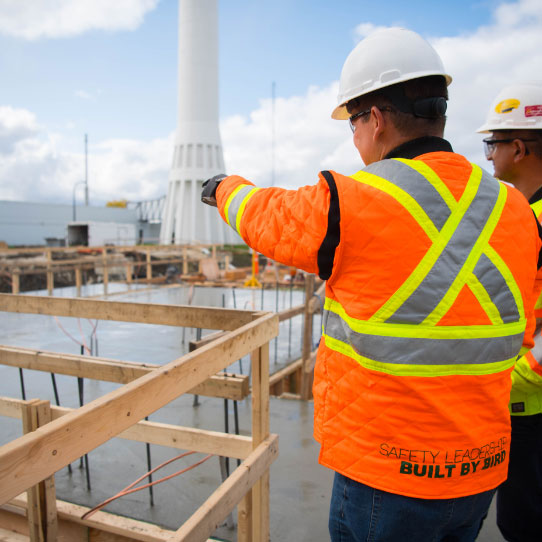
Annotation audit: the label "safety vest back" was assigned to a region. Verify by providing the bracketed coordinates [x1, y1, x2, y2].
[313, 154, 539, 498]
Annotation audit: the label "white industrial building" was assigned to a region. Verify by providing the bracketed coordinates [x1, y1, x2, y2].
[0, 198, 163, 247]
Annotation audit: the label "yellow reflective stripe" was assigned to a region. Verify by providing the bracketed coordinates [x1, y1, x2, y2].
[531, 199, 542, 219]
[536, 293, 542, 311]
[223, 185, 246, 228]
[324, 297, 524, 340]
[467, 274, 503, 325]
[371, 162, 481, 322]
[235, 187, 260, 233]
[350, 170, 439, 241]
[423, 178, 507, 325]
[322, 333, 516, 377]
[393, 158, 457, 211]
[484, 243, 525, 319]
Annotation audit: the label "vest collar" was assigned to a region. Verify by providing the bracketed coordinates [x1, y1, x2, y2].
[384, 136, 453, 160]
[529, 185, 542, 204]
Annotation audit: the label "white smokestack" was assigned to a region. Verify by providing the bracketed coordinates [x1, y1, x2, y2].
[160, 0, 237, 245]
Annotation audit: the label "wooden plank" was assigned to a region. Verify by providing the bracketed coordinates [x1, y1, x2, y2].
[0, 397, 23, 418]
[1, 398, 253, 460]
[22, 400, 57, 542]
[21, 400, 42, 542]
[250, 345, 270, 542]
[0, 312, 278, 505]
[237, 493, 252, 542]
[7, 495, 174, 542]
[172, 435, 278, 542]
[0, 346, 250, 400]
[277, 304, 304, 322]
[12, 272, 19, 295]
[308, 281, 325, 314]
[0, 526, 29, 541]
[268, 358, 302, 387]
[0, 294, 255, 331]
[301, 275, 315, 400]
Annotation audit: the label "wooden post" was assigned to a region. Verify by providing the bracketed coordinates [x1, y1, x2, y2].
[146, 247, 152, 281]
[182, 246, 188, 275]
[75, 266, 82, 297]
[125, 263, 133, 284]
[102, 248, 109, 295]
[22, 399, 58, 542]
[250, 344, 270, 542]
[211, 245, 216, 261]
[300, 274, 315, 400]
[46, 248, 53, 296]
[12, 269, 20, 294]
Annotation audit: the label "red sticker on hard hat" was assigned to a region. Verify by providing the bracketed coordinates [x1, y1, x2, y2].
[525, 105, 542, 117]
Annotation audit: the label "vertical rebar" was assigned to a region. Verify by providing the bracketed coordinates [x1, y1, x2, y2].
[145, 416, 154, 506]
[223, 399, 230, 476]
[19, 368, 26, 400]
[234, 400, 241, 467]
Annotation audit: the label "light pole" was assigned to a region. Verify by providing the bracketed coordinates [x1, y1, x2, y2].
[72, 181, 86, 221]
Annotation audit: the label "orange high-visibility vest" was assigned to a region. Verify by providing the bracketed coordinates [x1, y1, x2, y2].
[509, 197, 542, 416]
[216, 149, 540, 498]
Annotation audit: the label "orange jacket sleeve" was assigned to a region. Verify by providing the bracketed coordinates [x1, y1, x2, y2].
[215, 173, 338, 277]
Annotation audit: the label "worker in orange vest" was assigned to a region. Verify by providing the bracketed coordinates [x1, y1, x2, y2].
[202, 28, 542, 541]
[478, 82, 542, 542]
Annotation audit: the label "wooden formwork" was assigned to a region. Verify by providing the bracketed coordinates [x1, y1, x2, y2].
[0, 293, 279, 542]
[0, 244, 230, 295]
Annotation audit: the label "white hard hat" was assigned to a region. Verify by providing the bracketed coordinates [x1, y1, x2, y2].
[332, 27, 452, 120]
[477, 81, 542, 132]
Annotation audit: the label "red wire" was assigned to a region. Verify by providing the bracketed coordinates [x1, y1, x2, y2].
[81, 452, 214, 520]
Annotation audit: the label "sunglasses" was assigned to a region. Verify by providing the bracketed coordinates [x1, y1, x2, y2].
[482, 137, 538, 159]
[349, 109, 371, 132]
[349, 106, 395, 133]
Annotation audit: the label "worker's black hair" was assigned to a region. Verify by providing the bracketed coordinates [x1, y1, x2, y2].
[346, 75, 449, 137]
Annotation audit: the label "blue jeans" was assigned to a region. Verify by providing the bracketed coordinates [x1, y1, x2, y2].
[329, 472, 495, 542]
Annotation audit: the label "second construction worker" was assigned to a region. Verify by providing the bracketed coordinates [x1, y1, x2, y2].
[478, 82, 542, 542]
[201, 28, 542, 541]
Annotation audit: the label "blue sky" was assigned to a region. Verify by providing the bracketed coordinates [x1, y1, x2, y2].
[0, 0, 541, 204]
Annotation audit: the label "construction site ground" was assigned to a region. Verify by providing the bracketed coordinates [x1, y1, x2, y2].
[0, 283, 505, 541]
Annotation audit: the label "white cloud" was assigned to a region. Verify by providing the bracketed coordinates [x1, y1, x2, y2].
[0, 106, 39, 154]
[0, 0, 159, 40]
[222, 83, 359, 189]
[224, 0, 542, 186]
[1, 0, 541, 207]
[0, 107, 172, 204]
[431, 0, 542, 168]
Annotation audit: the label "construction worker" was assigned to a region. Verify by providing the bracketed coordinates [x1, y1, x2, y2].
[202, 28, 542, 541]
[477, 82, 542, 542]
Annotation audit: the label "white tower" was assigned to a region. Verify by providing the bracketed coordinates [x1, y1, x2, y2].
[160, 0, 236, 245]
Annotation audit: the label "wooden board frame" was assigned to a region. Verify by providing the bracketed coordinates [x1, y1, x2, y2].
[0, 294, 279, 542]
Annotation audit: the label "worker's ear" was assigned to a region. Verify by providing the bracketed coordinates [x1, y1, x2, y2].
[512, 139, 528, 163]
[372, 106, 386, 141]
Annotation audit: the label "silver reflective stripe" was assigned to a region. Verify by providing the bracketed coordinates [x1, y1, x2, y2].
[364, 160, 450, 231]
[387, 169, 501, 324]
[530, 333, 542, 367]
[226, 185, 255, 231]
[473, 253, 520, 323]
[324, 309, 523, 365]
